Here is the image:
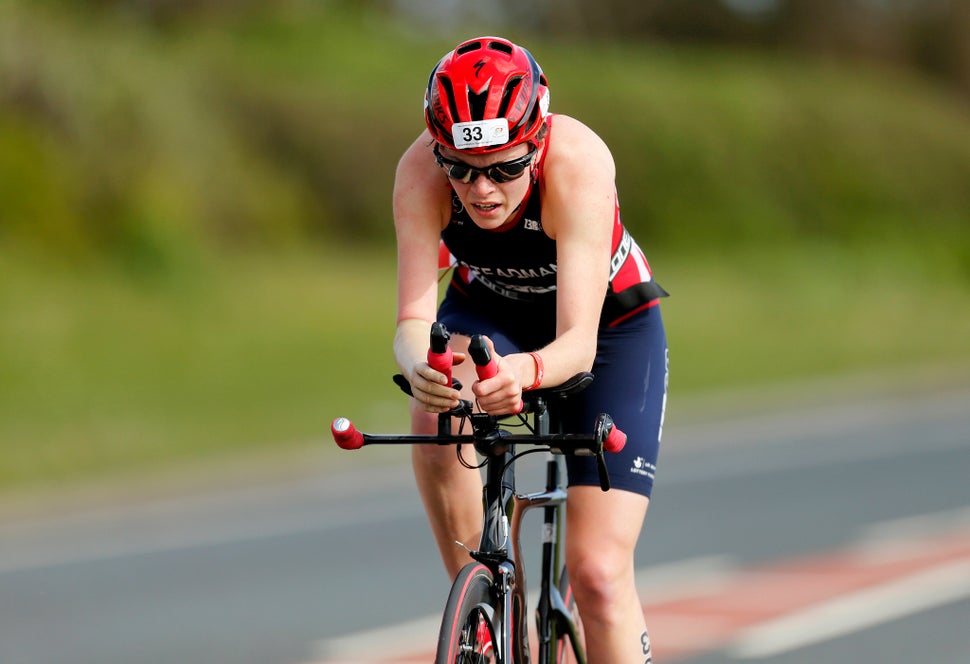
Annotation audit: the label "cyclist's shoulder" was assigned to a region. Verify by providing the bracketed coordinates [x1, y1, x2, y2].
[397, 130, 437, 173]
[394, 131, 451, 214]
[546, 114, 609, 150]
[543, 115, 614, 180]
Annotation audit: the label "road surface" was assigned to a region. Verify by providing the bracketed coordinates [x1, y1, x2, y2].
[2, 378, 968, 663]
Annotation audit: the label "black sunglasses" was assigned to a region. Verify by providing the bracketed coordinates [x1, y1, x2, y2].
[433, 144, 537, 184]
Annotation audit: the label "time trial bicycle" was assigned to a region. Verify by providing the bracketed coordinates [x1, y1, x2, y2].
[331, 323, 627, 663]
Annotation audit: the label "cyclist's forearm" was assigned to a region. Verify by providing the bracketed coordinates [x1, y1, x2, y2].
[524, 329, 597, 390]
[394, 317, 434, 381]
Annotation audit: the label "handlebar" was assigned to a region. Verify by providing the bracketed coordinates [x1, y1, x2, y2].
[329, 323, 628, 491]
[330, 413, 624, 454]
[331, 417, 364, 451]
[330, 412, 625, 491]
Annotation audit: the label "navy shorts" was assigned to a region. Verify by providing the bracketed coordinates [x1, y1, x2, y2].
[438, 287, 668, 498]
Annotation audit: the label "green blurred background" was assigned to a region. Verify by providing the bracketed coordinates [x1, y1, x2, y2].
[1, 0, 968, 501]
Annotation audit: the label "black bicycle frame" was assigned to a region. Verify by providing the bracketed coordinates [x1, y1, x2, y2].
[455, 393, 585, 663]
[331, 368, 620, 664]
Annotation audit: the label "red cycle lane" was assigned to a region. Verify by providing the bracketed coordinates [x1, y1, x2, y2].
[646, 527, 970, 661]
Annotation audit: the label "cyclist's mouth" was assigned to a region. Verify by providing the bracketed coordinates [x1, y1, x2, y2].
[474, 203, 499, 212]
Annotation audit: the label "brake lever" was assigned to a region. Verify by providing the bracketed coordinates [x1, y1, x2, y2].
[392, 373, 463, 397]
[593, 413, 625, 492]
[392, 374, 413, 396]
[596, 450, 611, 492]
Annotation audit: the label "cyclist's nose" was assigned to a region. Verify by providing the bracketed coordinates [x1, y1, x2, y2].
[468, 172, 495, 193]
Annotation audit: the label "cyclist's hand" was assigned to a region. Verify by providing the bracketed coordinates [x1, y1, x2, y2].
[470, 337, 523, 415]
[410, 352, 466, 413]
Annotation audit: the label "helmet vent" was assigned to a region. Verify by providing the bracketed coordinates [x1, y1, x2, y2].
[456, 41, 483, 56]
[438, 77, 461, 127]
[468, 87, 489, 121]
[488, 41, 513, 55]
[496, 75, 523, 120]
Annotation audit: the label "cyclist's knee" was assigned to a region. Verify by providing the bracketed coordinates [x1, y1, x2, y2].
[411, 439, 459, 470]
[410, 407, 465, 470]
[567, 551, 637, 621]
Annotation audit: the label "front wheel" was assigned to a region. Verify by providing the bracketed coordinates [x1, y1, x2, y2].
[436, 563, 499, 664]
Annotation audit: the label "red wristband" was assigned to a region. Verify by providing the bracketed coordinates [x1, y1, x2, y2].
[523, 351, 544, 391]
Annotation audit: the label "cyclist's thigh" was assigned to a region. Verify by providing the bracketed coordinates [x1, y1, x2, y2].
[564, 304, 668, 499]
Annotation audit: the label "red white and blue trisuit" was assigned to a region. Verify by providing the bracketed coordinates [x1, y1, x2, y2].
[436, 116, 669, 497]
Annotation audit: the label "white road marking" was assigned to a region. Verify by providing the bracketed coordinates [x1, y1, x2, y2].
[858, 505, 970, 544]
[729, 559, 970, 659]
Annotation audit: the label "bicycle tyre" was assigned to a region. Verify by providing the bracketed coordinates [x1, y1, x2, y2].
[554, 567, 585, 664]
[436, 562, 499, 664]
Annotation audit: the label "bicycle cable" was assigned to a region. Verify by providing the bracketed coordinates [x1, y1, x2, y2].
[500, 447, 551, 479]
[457, 445, 488, 470]
[454, 415, 488, 471]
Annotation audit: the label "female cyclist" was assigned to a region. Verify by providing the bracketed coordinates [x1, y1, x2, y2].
[393, 36, 668, 663]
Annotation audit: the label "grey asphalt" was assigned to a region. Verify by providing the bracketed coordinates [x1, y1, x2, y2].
[1, 377, 968, 664]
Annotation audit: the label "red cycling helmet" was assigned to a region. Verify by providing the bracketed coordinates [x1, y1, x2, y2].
[425, 36, 549, 154]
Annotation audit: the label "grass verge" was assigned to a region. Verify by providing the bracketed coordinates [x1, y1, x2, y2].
[2, 239, 968, 504]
